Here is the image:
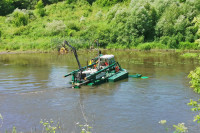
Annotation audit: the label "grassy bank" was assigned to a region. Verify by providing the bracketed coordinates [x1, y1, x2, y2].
[0, 0, 200, 51]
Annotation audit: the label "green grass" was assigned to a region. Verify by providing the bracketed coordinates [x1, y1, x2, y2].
[136, 42, 167, 50]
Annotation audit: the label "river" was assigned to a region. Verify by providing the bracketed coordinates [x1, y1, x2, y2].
[0, 50, 200, 133]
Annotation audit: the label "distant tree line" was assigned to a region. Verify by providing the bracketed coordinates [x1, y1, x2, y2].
[0, 0, 67, 16]
[1, 0, 200, 50]
[0, 0, 128, 16]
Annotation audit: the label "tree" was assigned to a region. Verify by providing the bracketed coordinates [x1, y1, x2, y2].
[12, 0, 33, 9]
[192, 17, 200, 44]
[86, 0, 96, 5]
[0, 0, 14, 16]
[35, 0, 46, 17]
[155, 3, 181, 37]
[96, 0, 126, 6]
[11, 9, 30, 27]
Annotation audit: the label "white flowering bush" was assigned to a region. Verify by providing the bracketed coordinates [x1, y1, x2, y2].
[113, 8, 128, 23]
[46, 20, 66, 35]
[6, 8, 31, 27]
[173, 123, 188, 133]
[106, 4, 120, 22]
[80, 16, 86, 22]
[95, 10, 103, 19]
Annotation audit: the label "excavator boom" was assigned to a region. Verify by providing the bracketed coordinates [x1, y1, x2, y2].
[64, 40, 82, 69]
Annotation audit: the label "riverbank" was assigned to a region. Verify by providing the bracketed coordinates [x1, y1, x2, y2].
[0, 49, 182, 55]
[1, 48, 200, 55]
[0, 50, 52, 55]
[0, 0, 200, 52]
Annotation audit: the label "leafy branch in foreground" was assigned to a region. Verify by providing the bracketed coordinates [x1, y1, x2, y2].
[188, 67, 200, 93]
[76, 122, 92, 133]
[188, 99, 200, 123]
[159, 120, 188, 133]
[173, 123, 188, 133]
[40, 119, 61, 133]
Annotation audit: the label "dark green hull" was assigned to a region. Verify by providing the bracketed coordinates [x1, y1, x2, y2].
[86, 69, 128, 86]
[108, 69, 128, 82]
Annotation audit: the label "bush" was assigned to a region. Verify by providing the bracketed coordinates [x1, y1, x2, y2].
[137, 43, 152, 50]
[106, 4, 120, 22]
[128, 36, 144, 47]
[95, 10, 103, 19]
[155, 3, 181, 36]
[179, 42, 199, 50]
[35, 0, 46, 17]
[9, 8, 30, 27]
[159, 36, 171, 45]
[174, 15, 188, 34]
[167, 36, 178, 49]
[46, 20, 66, 35]
[159, 36, 179, 49]
[96, 26, 111, 47]
[137, 42, 166, 50]
[67, 22, 80, 31]
[96, 0, 120, 6]
[188, 67, 200, 93]
[13, 26, 29, 35]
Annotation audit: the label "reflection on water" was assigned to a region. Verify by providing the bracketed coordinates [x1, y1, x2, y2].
[0, 51, 200, 133]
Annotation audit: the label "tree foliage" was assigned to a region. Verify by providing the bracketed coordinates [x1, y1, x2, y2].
[8, 8, 30, 27]
[1, 0, 200, 50]
[0, 0, 14, 16]
[188, 99, 200, 124]
[35, 0, 46, 17]
[46, 20, 66, 35]
[96, 0, 125, 6]
[188, 67, 200, 93]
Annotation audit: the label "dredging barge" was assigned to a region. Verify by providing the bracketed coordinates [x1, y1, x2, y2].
[63, 41, 140, 88]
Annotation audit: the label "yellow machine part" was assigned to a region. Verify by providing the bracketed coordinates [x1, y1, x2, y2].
[60, 47, 67, 54]
[89, 60, 92, 65]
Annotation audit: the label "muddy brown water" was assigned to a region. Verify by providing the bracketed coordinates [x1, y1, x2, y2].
[0, 50, 200, 133]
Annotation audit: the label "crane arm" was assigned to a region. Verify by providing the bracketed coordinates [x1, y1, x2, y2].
[64, 40, 82, 69]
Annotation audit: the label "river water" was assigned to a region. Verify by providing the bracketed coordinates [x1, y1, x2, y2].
[0, 50, 200, 133]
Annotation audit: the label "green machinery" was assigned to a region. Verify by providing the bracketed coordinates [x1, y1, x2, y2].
[63, 41, 142, 88]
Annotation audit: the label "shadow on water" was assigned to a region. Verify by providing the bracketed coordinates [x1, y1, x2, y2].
[0, 51, 200, 133]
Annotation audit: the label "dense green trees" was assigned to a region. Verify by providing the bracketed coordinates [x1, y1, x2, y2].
[10, 9, 30, 27]
[96, 0, 126, 6]
[0, 0, 63, 16]
[0, 0, 14, 16]
[1, 0, 200, 50]
[35, 0, 46, 17]
[0, 0, 130, 16]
